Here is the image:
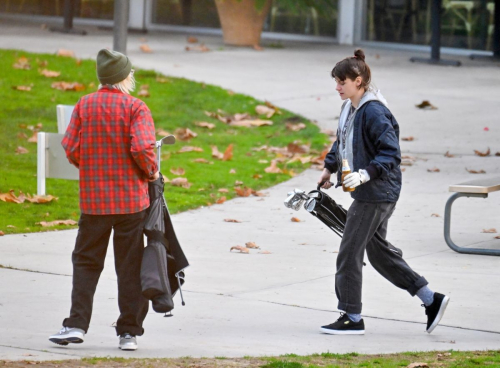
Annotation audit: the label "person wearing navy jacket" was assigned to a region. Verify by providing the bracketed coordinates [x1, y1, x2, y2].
[317, 49, 449, 335]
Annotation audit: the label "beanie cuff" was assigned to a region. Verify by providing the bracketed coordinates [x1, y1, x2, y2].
[98, 57, 132, 85]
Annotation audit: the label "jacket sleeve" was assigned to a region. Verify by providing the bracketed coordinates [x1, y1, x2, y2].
[130, 102, 158, 179]
[324, 139, 339, 174]
[61, 102, 81, 168]
[364, 110, 401, 180]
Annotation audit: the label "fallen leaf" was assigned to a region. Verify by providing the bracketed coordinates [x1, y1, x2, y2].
[0, 231, 4, 236]
[287, 156, 312, 164]
[259, 250, 272, 254]
[36, 219, 77, 227]
[255, 105, 275, 118]
[178, 146, 203, 153]
[466, 168, 486, 174]
[57, 49, 75, 58]
[230, 119, 273, 127]
[17, 132, 28, 139]
[253, 174, 263, 179]
[286, 122, 306, 131]
[25, 194, 58, 204]
[444, 151, 455, 158]
[218, 188, 229, 193]
[230, 245, 249, 254]
[16, 146, 29, 154]
[264, 160, 282, 174]
[170, 167, 185, 176]
[496, 152, 500, 156]
[224, 218, 241, 223]
[175, 128, 197, 141]
[415, 100, 437, 110]
[227, 89, 235, 95]
[195, 122, 215, 129]
[223, 144, 233, 161]
[27, 132, 38, 143]
[13, 56, 31, 70]
[431, 213, 440, 217]
[185, 44, 210, 52]
[138, 88, 150, 98]
[245, 242, 260, 249]
[156, 129, 171, 137]
[140, 44, 153, 53]
[235, 180, 244, 186]
[407, 363, 429, 368]
[253, 44, 263, 51]
[171, 177, 191, 188]
[494, 235, 500, 239]
[6, 225, 15, 228]
[251, 190, 266, 197]
[291, 217, 301, 222]
[258, 160, 268, 164]
[216, 196, 227, 204]
[235, 186, 252, 197]
[156, 76, 170, 83]
[427, 167, 440, 173]
[12, 85, 32, 91]
[474, 148, 490, 157]
[39, 69, 60, 78]
[51, 81, 85, 91]
[287, 142, 310, 154]
[211, 145, 224, 159]
[311, 148, 329, 165]
[187, 36, 198, 43]
[402, 136, 415, 141]
[482, 228, 497, 233]
[228, 169, 236, 175]
[193, 158, 211, 164]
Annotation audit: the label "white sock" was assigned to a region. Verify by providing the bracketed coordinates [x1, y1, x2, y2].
[347, 313, 362, 322]
[416, 285, 435, 306]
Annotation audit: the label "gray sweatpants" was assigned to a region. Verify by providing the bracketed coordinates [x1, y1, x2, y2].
[335, 200, 428, 314]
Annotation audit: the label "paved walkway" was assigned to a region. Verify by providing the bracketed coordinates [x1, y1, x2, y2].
[0, 19, 499, 361]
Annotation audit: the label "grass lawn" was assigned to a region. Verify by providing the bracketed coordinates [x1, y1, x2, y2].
[0, 49, 329, 235]
[1, 350, 500, 367]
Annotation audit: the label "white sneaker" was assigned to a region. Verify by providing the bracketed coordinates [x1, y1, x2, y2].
[119, 333, 138, 351]
[49, 327, 85, 345]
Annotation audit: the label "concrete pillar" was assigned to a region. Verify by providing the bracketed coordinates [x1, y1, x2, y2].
[129, 0, 147, 31]
[337, 0, 361, 45]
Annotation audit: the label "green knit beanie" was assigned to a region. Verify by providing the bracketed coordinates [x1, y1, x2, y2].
[96, 49, 132, 85]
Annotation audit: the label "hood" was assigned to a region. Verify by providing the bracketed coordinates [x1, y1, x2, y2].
[357, 88, 389, 109]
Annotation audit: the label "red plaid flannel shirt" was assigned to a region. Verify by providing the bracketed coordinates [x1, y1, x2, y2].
[62, 87, 158, 215]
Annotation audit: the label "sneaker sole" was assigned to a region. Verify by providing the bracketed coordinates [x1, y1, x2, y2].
[49, 337, 84, 345]
[119, 345, 138, 351]
[426, 295, 450, 334]
[319, 327, 365, 335]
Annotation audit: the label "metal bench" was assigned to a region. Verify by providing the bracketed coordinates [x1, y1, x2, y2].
[37, 105, 78, 195]
[444, 177, 500, 256]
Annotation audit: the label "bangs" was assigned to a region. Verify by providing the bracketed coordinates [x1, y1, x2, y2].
[331, 59, 350, 81]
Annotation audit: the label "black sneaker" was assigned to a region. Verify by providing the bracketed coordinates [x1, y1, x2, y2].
[320, 313, 365, 335]
[424, 292, 450, 334]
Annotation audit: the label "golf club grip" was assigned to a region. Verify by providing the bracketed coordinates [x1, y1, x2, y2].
[317, 181, 333, 191]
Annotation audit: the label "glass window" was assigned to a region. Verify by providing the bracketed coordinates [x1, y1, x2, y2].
[151, 0, 338, 38]
[363, 0, 496, 51]
[0, 0, 114, 20]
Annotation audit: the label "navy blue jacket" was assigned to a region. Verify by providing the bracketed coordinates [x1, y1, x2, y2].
[324, 101, 402, 203]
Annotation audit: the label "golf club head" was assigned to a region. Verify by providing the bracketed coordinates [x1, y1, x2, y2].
[157, 135, 176, 147]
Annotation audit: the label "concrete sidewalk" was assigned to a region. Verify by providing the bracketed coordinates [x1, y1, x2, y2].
[0, 19, 499, 361]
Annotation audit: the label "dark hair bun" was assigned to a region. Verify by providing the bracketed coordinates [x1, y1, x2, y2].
[354, 49, 366, 62]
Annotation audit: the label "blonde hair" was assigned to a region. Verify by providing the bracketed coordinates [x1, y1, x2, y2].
[99, 71, 135, 94]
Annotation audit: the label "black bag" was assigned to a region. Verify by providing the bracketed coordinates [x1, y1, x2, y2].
[303, 187, 347, 238]
[141, 173, 189, 314]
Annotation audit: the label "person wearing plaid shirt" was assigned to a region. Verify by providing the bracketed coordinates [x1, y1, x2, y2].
[50, 49, 158, 351]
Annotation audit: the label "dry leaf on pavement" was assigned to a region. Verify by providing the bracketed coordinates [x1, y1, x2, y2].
[259, 250, 272, 254]
[51, 81, 85, 91]
[427, 167, 440, 173]
[195, 122, 215, 129]
[170, 167, 185, 176]
[211, 145, 224, 159]
[253, 44, 264, 51]
[230, 245, 249, 254]
[474, 148, 490, 157]
[245, 242, 260, 249]
[57, 49, 75, 58]
[16, 146, 29, 154]
[216, 196, 227, 204]
[496, 152, 500, 156]
[224, 218, 241, 223]
[444, 151, 455, 158]
[185, 44, 210, 52]
[178, 146, 203, 153]
[170, 177, 191, 188]
[431, 213, 440, 217]
[175, 128, 197, 141]
[12, 85, 32, 91]
[402, 136, 415, 141]
[0, 231, 4, 236]
[36, 219, 77, 227]
[466, 168, 486, 174]
[140, 44, 153, 53]
[495, 235, 500, 239]
[291, 217, 301, 222]
[187, 36, 198, 43]
[482, 228, 497, 233]
[235, 186, 252, 197]
[415, 100, 437, 110]
[286, 122, 306, 131]
[264, 160, 282, 174]
[39, 69, 60, 78]
[223, 144, 233, 161]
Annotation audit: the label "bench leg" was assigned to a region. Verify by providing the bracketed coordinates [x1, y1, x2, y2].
[444, 192, 500, 256]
